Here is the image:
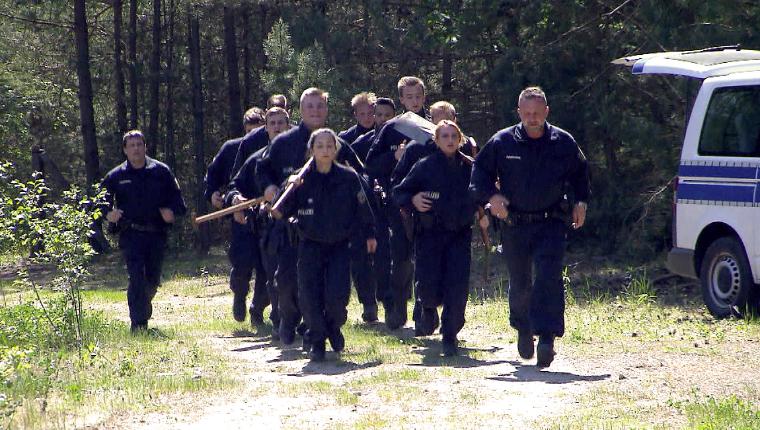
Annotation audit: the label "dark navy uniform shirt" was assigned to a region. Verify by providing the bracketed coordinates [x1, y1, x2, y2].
[102, 157, 187, 228]
[256, 122, 312, 192]
[337, 140, 366, 175]
[365, 110, 428, 191]
[350, 129, 376, 163]
[469, 122, 590, 212]
[393, 150, 476, 232]
[279, 163, 376, 243]
[338, 123, 372, 148]
[227, 145, 268, 203]
[231, 126, 269, 179]
[204, 137, 242, 202]
[390, 135, 478, 187]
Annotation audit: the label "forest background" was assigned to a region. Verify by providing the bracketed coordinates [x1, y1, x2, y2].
[3, 0, 760, 260]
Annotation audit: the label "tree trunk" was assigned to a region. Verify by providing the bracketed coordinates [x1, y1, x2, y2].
[256, 2, 268, 105]
[128, 0, 138, 129]
[189, 10, 210, 254]
[147, 0, 161, 156]
[74, 0, 100, 185]
[113, 0, 128, 135]
[164, 0, 176, 170]
[441, 50, 452, 98]
[242, 8, 251, 109]
[223, 5, 243, 138]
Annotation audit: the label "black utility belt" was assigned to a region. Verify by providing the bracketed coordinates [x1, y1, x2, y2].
[126, 222, 164, 233]
[416, 213, 469, 233]
[506, 210, 565, 226]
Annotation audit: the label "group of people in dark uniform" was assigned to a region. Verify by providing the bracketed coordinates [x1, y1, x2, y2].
[101, 77, 590, 367]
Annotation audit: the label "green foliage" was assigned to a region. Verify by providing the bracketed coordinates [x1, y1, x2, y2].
[262, 18, 295, 96]
[2, 0, 760, 260]
[0, 161, 104, 347]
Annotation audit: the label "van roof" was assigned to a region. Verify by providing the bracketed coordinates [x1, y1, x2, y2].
[612, 46, 760, 79]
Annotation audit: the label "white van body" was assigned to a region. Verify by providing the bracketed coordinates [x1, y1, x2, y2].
[615, 47, 760, 316]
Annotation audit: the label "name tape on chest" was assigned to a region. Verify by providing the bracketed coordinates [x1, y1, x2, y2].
[505, 155, 521, 160]
[298, 208, 314, 216]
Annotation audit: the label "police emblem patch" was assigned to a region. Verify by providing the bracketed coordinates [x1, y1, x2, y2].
[357, 191, 367, 204]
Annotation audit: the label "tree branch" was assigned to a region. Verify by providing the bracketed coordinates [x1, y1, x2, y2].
[0, 10, 72, 29]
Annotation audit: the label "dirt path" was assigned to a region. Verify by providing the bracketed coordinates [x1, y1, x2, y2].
[89, 267, 760, 429]
[95, 288, 617, 429]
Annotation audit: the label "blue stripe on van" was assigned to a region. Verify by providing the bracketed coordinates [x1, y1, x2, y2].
[679, 164, 758, 179]
[632, 59, 646, 74]
[678, 182, 755, 203]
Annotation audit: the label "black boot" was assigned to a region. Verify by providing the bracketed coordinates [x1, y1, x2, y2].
[362, 303, 378, 323]
[442, 336, 458, 357]
[517, 329, 535, 360]
[279, 322, 295, 345]
[249, 306, 265, 326]
[536, 335, 556, 368]
[232, 292, 246, 322]
[130, 321, 148, 334]
[309, 339, 326, 362]
[385, 299, 403, 330]
[414, 307, 438, 337]
[296, 321, 308, 336]
[328, 328, 345, 352]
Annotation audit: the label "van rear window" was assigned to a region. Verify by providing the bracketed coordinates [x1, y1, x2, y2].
[699, 86, 760, 157]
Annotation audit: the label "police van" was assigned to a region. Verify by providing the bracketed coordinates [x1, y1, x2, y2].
[614, 46, 760, 317]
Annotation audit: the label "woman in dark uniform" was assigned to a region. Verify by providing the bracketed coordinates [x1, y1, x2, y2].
[393, 120, 477, 356]
[275, 128, 377, 361]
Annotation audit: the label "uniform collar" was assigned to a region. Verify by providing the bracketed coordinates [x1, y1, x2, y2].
[125, 156, 155, 171]
[514, 122, 556, 143]
[355, 123, 372, 135]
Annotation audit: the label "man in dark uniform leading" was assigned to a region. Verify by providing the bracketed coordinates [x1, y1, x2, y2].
[469, 86, 590, 367]
[102, 130, 187, 332]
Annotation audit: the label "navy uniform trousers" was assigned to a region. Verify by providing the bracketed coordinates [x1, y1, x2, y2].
[414, 227, 471, 340]
[272, 219, 301, 333]
[258, 211, 280, 328]
[120, 229, 166, 325]
[501, 218, 567, 337]
[350, 233, 376, 308]
[228, 220, 270, 317]
[298, 239, 352, 344]
[386, 205, 414, 320]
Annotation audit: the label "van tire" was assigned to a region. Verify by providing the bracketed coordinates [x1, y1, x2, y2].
[699, 237, 757, 318]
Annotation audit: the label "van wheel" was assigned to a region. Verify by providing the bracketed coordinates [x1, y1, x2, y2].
[700, 237, 756, 318]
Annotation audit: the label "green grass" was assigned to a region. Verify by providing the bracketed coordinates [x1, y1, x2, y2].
[4, 251, 760, 429]
[683, 395, 760, 429]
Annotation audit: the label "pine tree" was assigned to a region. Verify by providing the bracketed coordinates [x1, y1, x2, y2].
[262, 18, 295, 96]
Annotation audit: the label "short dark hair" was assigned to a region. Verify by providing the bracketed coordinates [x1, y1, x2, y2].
[375, 97, 396, 111]
[397, 76, 425, 97]
[265, 106, 289, 122]
[243, 107, 265, 126]
[518, 86, 547, 106]
[267, 94, 288, 109]
[122, 130, 146, 147]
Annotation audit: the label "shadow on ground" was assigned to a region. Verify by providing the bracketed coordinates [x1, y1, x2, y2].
[487, 360, 611, 384]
